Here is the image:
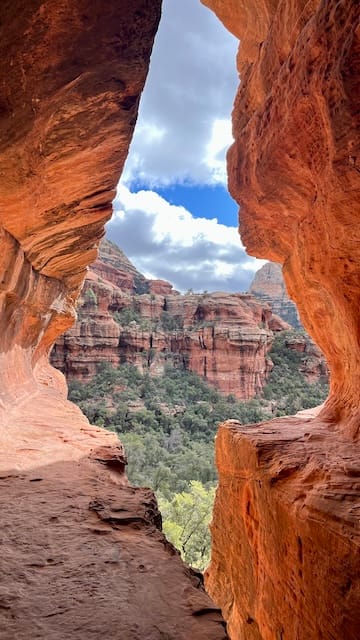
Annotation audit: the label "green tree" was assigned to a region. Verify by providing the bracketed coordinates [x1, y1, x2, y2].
[159, 481, 215, 570]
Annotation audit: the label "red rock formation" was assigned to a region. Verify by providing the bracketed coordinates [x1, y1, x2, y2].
[205, 419, 360, 640]
[52, 245, 290, 398]
[0, 0, 161, 403]
[203, 0, 360, 637]
[148, 279, 177, 295]
[203, 0, 360, 438]
[92, 239, 150, 293]
[0, 393, 228, 640]
[0, 3, 228, 638]
[250, 262, 302, 328]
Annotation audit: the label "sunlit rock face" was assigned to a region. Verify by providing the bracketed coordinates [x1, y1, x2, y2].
[202, 0, 360, 638]
[203, 0, 360, 439]
[0, 3, 229, 638]
[0, 0, 162, 404]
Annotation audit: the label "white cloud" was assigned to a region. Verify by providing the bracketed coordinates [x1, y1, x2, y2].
[122, 0, 239, 187]
[107, 185, 265, 293]
[107, 2, 267, 293]
[205, 119, 234, 184]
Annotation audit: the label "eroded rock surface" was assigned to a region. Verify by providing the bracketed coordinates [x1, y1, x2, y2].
[0, 395, 228, 640]
[0, 0, 162, 404]
[203, 0, 360, 438]
[0, 2, 229, 638]
[202, 0, 360, 637]
[205, 419, 360, 640]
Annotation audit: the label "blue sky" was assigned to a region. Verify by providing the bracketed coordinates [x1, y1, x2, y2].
[107, 0, 265, 292]
[148, 184, 238, 225]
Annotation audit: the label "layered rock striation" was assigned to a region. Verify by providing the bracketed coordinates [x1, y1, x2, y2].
[0, 3, 229, 638]
[203, 0, 360, 638]
[203, 0, 360, 438]
[52, 239, 287, 399]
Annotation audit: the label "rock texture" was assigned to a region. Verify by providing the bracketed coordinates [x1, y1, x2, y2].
[52, 239, 289, 399]
[0, 2, 229, 639]
[203, 0, 360, 438]
[205, 419, 360, 640]
[202, 0, 360, 637]
[250, 262, 302, 329]
[285, 333, 328, 383]
[92, 239, 151, 294]
[0, 395, 228, 640]
[0, 0, 162, 404]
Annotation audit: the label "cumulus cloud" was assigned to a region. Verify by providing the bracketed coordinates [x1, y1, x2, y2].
[107, 2, 265, 293]
[107, 185, 264, 293]
[122, 0, 238, 187]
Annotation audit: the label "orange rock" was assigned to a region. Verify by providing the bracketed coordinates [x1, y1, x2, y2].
[203, 0, 360, 637]
[0, 2, 229, 638]
[0, 0, 162, 402]
[205, 419, 360, 640]
[203, 0, 360, 438]
[148, 279, 177, 296]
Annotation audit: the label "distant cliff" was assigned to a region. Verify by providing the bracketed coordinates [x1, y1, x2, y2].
[249, 262, 302, 328]
[52, 240, 291, 399]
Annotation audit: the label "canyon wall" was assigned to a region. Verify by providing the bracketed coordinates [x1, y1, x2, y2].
[52, 239, 286, 399]
[202, 0, 360, 638]
[0, 3, 228, 638]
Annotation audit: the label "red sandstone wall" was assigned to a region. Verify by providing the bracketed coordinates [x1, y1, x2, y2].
[0, 3, 229, 638]
[203, 0, 360, 439]
[203, 0, 360, 637]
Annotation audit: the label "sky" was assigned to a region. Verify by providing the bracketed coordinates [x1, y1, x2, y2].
[106, 0, 265, 293]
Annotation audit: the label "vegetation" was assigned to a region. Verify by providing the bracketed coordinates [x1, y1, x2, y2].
[112, 307, 151, 330]
[133, 275, 149, 294]
[68, 330, 328, 569]
[84, 287, 98, 306]
[160, 311, 184, 331]
[113, 308, 184, 333]
[263, 331, 328, 415]
[159, 481, 215, 571]
[69, 363, 267, 495]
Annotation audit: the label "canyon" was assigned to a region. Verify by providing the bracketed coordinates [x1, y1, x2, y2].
[0, 1, 359, 640]
[52, 238, 327, 398]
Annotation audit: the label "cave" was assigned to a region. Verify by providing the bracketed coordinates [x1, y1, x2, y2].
[0, 1, 359, 639]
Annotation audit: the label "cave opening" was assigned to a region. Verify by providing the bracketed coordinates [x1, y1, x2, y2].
[1, 0, 359, 639]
